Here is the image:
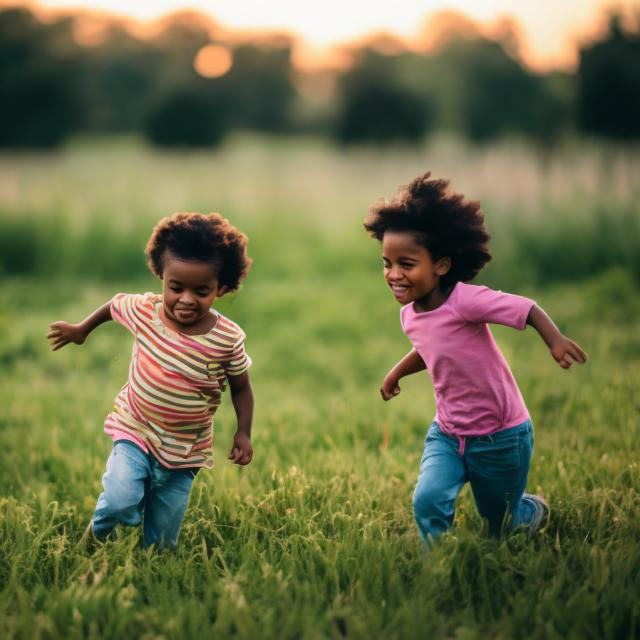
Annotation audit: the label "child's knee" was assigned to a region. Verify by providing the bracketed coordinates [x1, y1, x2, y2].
[96, 476, 144, 522]
[413, 483, 443, 520]
[104, 490, 143, 516]
[412, 484, 455, 542]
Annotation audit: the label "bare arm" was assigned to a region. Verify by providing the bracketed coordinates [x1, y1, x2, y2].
[227, 372, 254, 465]
[380, 348, 426, 401]
[527, 304, 587, 369]
[47, 299, 113, 351]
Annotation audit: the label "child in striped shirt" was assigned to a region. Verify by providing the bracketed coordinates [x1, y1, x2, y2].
[48, 212, 254, 549]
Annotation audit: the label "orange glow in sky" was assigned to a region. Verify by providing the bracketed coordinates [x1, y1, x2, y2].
[4, 0, 636, 71]
[194, 44, 233, 78]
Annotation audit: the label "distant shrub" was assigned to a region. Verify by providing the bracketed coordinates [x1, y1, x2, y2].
[577, 15, 640, 140]
[334, 51, 434, 145]
[335, 82, 432, 145]
[446, 39, 568, 144]
[0, 210, 149, 280]
[0, 216, 39, 274]
[2, 200, 637, 288]
[492, 204, 640, 287]
[143, 89, 229, 147]
[0, 9, 82, 148]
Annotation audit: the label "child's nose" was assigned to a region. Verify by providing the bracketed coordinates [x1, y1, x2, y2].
[387, 265, 402, 280]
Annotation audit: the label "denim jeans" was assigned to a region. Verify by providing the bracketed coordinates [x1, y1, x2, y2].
[92, 440, 198, 548]
[413, 420, 536, 543]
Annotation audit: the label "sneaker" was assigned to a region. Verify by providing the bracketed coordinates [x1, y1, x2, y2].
[522, 493, 549, 535]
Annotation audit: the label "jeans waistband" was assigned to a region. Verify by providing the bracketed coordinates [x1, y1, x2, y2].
[433, 419, 533, 457]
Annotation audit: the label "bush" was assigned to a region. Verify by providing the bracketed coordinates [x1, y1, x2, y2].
[143, 88, 228, 147]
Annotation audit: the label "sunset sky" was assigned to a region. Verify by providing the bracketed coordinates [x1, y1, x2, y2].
[4, 0, 637, 70]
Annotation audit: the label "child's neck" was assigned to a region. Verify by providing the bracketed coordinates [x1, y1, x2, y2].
[413, 284, 452, 313]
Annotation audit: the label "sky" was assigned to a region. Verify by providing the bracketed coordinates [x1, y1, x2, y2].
[4, 0, 637, 70]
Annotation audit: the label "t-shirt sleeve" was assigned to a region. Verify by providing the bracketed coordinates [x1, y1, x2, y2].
[226, 332, 252, 377]
[110, 293, 147, 335]
[455, 285, 535, 330]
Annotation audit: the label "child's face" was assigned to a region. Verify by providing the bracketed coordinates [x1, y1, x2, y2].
[382, 231, 450, 305]
[161, 251, 222, 331]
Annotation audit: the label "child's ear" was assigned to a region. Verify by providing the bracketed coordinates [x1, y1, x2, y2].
[435, 256, 452, 276]
[217, 285, 229, 297]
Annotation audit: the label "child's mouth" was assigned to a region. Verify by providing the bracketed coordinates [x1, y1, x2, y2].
[390, 284, 410, 299]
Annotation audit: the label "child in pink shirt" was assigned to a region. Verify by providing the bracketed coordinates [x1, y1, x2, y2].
[364, 172, 586, 544]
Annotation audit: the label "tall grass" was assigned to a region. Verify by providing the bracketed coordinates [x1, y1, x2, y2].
[0, 134, 639, 287]
[0, 136, 639, 639]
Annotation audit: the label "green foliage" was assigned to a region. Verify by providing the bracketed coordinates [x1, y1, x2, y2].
[144, 87, 229, 148]
[218, 44, 296, 133]
[334, 50, 435, 145]
[0, 267, 639, 638]
[577, 15, 640, 140]
[0, 209, 149, 279]
[0, 9, 82, 147]
[497, 203, 640, 286]
[438, 39, 568, 144]
[0, 137, 638, 637]
[1, 138, 638, 288]
[2, 7, 638, 148]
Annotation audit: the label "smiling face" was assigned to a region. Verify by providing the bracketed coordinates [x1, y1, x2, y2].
[160, 251, 222, 333]
[382, 231, 451, 310]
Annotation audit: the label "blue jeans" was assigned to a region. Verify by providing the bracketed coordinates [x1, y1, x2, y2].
[92, 441, 198, 548]
[413, 420, 536, 543]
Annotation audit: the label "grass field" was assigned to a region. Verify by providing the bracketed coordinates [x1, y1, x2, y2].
[0, 135, 639, 639]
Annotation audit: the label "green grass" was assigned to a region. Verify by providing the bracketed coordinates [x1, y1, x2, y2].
[0, 136, 639, 639]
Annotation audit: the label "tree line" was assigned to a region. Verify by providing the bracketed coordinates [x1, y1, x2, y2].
[0, 7, 638, 148]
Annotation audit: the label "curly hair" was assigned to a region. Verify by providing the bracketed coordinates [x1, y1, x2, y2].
[363, 172, 491, 289]
[145, 212, 252, 293]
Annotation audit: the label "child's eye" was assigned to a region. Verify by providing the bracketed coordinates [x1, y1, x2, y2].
[170, 287, 182, 293]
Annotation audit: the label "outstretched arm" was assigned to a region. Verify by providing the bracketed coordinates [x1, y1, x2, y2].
[227, 372, 254, 466]
[380, 348, 426, 401]
[527, 304, 587, 369]
[47, 299, 113, 351]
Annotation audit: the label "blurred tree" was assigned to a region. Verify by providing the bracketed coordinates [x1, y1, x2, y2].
[142, 39, 296, 145]
[334, 50, 434, 145]
[143, 86, 228, 147]
[78, 25, 164, 132]
[0, 8, 82, 147]
[0, 8, 296, 147]
[577, 14, 640, 140]
[439, 38, 568, 144]
[214, 42, 296, 132]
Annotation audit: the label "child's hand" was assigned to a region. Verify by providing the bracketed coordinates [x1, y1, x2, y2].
[380, 375, 401, 401]
[228, 432, 253, 466]
[47, 321, 88, 351]
[549, 336, 587, 369]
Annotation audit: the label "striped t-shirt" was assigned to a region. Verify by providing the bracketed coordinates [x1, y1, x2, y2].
[104, 292, 251, 469]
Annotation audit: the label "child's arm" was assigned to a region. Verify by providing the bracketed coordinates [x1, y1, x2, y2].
[527, 304, 587, 369]
[380, 348, 426, 401]
[47, 299, 113, 351]
[227, 372, 254, 466]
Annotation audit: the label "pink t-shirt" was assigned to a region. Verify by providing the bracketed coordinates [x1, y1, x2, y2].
[400, 282, 535, 436]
